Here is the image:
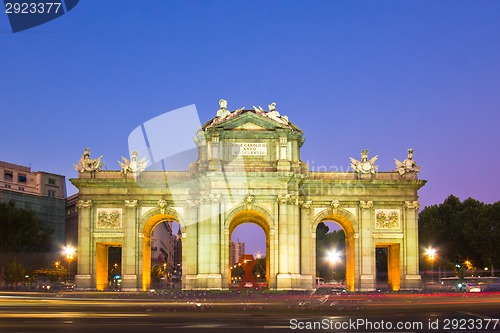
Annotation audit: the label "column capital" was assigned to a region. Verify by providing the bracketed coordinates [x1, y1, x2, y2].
[404, 201, 420, 209]
[209, 193, 222, 203]
[186, 200, 200, 208]
[77, 200, 92, 209]
[124, 200, 138, 208]
[299, 200, 312, 209]
[359, 200, 373, 209]
[277, 193, 289, 205]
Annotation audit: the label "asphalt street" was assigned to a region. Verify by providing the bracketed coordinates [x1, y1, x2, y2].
[0, 291, 499, 333]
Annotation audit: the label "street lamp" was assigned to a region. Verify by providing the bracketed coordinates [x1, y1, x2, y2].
[425, 248, 436, 283]
[327, 250, 341, 282]
[64, 245, 76, 283]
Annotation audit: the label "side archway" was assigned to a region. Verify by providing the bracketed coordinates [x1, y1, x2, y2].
[140, 207, 186, 291]
[312, 208, 357, 291]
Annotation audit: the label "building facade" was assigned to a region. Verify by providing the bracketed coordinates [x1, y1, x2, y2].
[150, 221, 175, 274]
[230, 241, 245, 266]
[173, 227, 182, 277]
[65, 193, 79, 248]
[71, 102, 425, 292]
[0, 161, 66, 257]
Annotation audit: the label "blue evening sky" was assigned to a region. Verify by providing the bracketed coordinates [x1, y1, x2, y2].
[1, 1, 499, 255]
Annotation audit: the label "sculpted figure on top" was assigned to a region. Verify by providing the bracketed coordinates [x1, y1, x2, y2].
[74, 148, 103, 173]
[350, 149, 378, 174]
[210, 100, 290, 127]
[395, 149, 422, 175]
[216, 99, 231, 119]
[119, 150, 149, 180]
[265, 102, 289, 124]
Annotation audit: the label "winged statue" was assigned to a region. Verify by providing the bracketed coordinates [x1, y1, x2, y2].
[119, 150, 149, 180]
[350, 150, 378, 174]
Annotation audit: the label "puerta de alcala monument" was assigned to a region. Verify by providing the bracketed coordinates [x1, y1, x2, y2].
[71, 100, 425, 292]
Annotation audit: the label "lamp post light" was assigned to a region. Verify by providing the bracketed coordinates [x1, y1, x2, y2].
[63, 245, 76, 283]
[327, 250, 341, 283]
[425, 248, 436, 283]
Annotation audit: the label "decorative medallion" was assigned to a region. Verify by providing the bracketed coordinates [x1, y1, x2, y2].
[330, 199, 340, 211]
[157, 199, 167, 214]
[243, 194, 254, 206]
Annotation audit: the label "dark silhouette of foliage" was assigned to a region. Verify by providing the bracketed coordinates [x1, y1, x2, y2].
[0, 201, 54, 285]
[419, 195, 500, 275]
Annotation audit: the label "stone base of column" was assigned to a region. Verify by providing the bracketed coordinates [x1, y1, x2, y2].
[299, 274, 314, 289]
[183, 274, 197, 290]
[359, 274, 375, 291]
[75, 274, 93, 291]
[401, 274, 421, 290]
[276, 273, 304, 290]
[121, 274, 138, 291]
[184, 274, 223, 290]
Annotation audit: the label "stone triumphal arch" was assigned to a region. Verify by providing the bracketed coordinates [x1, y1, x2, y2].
[71, 100, 425, 291]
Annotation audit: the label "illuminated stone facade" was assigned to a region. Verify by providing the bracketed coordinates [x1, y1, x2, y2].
[71, 107, 425, 291]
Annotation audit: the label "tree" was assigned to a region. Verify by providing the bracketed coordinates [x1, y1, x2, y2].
[0, 201, 53, 284]
[419, 195, 500, 275]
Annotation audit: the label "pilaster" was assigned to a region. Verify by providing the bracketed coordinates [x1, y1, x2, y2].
[359, 200, 375, 291]
[183, 200, 199, 289]
[75, 200, 93, 290]
[122, 199, 139, 291]
[299, 200, 314, 288]
[402, 200, 421, 289]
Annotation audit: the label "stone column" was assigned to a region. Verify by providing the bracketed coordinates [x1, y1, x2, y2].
[268, 228, 277, 289]
[277, 194, 291, 288]
[299, 200, 313, 289]
[183, 200, 199, 289]
[208, 194, 222, 288]
[287, 196, 301, 288]
[403, 201, 421, 289]
[75, 200, 93, 290]
[353, 232, 361, 291]
[122, 200, 139, 291]
[359, 200, 375, 291]
[197, 198, 210, 275]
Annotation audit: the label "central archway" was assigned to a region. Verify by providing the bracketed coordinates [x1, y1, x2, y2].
[313, 210, 356, 291]
[226, 207, 272, 289]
